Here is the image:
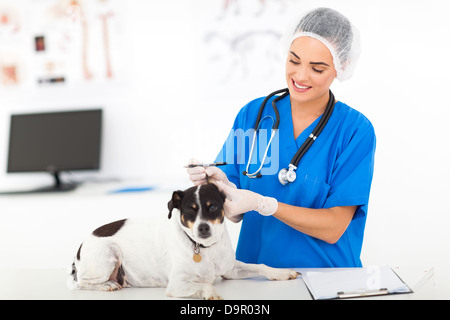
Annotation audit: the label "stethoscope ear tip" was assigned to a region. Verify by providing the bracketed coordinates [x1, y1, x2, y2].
[242, 171, 263, 179]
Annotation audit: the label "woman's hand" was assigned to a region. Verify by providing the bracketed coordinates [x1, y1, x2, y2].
[186, 159, 236, 188]
[216, 181, 278, 222]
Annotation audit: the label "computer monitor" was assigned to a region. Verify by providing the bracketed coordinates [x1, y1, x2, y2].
[5, 109, 102, 193]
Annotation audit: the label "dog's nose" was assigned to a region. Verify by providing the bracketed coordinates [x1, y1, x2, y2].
[198, 223, 211, 238]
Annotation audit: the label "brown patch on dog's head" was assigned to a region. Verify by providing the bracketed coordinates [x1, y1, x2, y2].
[180, 213, 195, 230]
[210, 210, 225, 224]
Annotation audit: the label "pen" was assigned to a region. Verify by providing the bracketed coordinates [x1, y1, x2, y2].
[184, 162, 227, 168]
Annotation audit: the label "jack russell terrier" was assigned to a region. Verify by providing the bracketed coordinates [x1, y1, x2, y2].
[69, 183, 299, 299]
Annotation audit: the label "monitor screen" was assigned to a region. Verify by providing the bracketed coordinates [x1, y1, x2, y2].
[7, 109, 102, 173]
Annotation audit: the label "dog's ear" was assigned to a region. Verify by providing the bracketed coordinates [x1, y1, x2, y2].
[218, 189, 226, 204]
[209, 182, 226, 204]
[168, 190, 184, 219]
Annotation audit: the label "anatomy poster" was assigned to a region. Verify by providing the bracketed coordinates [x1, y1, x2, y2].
[193, 0, 302, 100]
[0, 0, 127, 89]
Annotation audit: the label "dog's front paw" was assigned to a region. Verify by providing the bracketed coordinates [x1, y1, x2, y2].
[78, 280, 123, 291]
[166, 283, 224, 300]
[204, 293, 224, 300]
[266, 269, 300, 281]
[102, 280, 123, 291]
[202, 285, 224, 300]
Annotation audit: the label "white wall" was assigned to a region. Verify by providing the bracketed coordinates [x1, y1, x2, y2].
[0, 0, 449, 269]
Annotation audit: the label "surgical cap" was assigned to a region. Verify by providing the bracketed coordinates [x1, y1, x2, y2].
[283, 7, 361, 81]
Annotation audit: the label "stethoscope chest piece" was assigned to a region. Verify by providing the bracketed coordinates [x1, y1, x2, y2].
[278, 164, 297, 185]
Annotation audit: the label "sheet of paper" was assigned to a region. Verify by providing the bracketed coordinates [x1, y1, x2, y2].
[302, 266, 412, 300]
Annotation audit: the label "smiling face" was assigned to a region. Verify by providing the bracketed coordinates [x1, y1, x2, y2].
[168, 184, 226, 247]
[285, 36, 337, 107]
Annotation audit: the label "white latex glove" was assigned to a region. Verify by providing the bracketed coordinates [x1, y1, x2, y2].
[186, 159, 236, 188]
[216, 181, 278, 222]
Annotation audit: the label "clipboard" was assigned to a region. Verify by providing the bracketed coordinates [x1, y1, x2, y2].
[301, 266, 413, 300]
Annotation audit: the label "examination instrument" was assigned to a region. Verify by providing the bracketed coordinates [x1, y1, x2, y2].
[185, 162, 227, 168]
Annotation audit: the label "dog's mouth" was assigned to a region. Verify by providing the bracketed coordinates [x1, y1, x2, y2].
[192, 232, 218, 247]
[195, 237, 219, 248]
[182, 223, 222, 248]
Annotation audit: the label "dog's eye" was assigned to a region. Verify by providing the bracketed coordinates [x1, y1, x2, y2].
[184, 212, 195, 220]
[209, 205, 218, 212]
[184, 207, 196, 220]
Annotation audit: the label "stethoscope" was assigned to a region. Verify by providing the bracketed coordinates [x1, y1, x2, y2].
[242, 88, 335, 185]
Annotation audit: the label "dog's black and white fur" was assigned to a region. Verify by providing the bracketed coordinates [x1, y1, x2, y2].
[69, 183, 298, 299]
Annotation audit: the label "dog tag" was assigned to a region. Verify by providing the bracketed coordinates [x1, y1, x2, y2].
[193, 253, 202, 263]
[193, 243, 202, 263]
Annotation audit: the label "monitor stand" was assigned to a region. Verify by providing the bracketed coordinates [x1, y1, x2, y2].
[0, 171, 78, 195]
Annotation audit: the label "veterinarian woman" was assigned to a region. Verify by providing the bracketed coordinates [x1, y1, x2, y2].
[187, 8, 375, 268]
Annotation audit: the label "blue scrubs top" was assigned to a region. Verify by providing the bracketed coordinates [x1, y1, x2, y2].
[215, 94, 376, 268]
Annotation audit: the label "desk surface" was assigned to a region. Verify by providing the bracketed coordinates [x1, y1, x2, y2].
[0, 266, 443, 300]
